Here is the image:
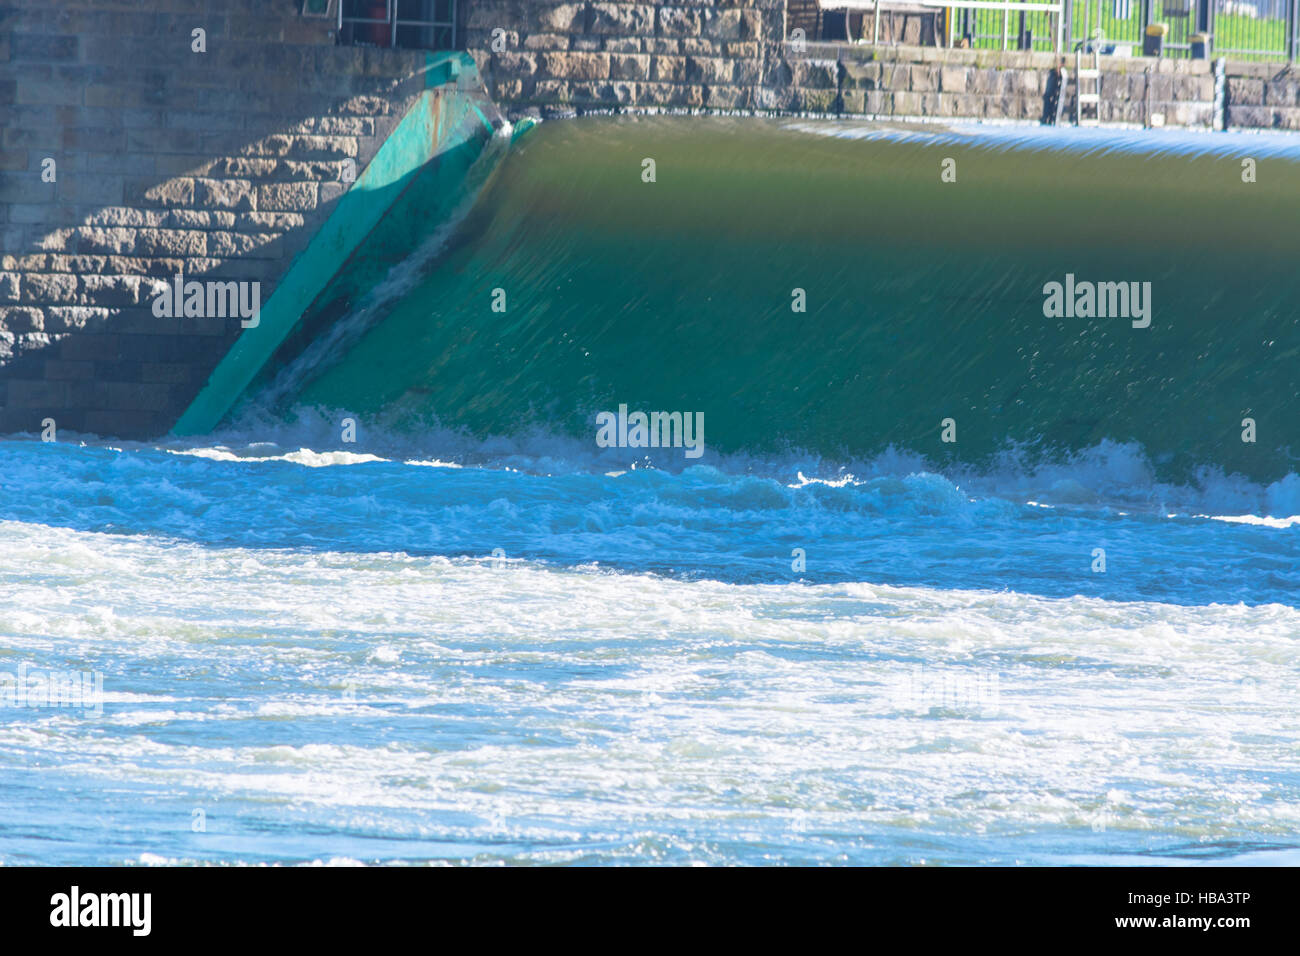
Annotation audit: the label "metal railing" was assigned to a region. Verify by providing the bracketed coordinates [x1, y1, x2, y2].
[336, 0, 457, 51]
[820, 0, 1065, 51]
[944, 1, 1066, 50]
[1064, 0, 1299, 59]
[1210, 0, 1294, 60]
[921, 0, 1066, 50]
[819, 0, 1300, 58]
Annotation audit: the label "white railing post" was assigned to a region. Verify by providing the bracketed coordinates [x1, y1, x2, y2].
[1291, 0, 1299, 62]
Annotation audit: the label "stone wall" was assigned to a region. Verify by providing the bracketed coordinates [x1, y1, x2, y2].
[1224, 60, 1300, 131]
[0, 0, 435, 437]
[795, 43, 1218, 127]
[462, 0, 795, 111]
[463, 3, 1296, 131]
[785, 45, 1300, 131]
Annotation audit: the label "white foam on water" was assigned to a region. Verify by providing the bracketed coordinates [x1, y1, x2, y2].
[0, 516, 1297, 865]
[787, 117, 1300, 161]
[62, 420, 1300, 523]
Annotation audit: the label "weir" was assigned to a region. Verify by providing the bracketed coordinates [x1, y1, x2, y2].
[2, 0, 1299, 440]
[276, 115, 1300, 485]
[172, 55, 502, 435]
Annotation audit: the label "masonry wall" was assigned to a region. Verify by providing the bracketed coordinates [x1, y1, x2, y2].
[1223, 60, 1300, 130]
[793, 43, 1218, 127]
[462, 0, 796, 111]
[788, 43, 1300, 131]
[0, 0, 436, 437]
[463, 2, 1298, 131]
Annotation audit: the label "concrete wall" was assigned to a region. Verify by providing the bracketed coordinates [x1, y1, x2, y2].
[0, 0, 439, 437]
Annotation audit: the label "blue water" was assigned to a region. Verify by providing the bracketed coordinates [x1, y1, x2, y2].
[1, 438, 1298, 604]
[3, 114, 1300, 866]
[1, 434, 1297, 865]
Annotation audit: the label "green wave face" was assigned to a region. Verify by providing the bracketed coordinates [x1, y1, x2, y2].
[286, 116, 1300, 482]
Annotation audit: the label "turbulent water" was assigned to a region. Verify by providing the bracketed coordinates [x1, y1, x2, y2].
[2, 117, 1298, 865]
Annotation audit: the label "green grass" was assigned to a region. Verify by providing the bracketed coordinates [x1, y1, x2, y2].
[1213, 12, 1289, 58]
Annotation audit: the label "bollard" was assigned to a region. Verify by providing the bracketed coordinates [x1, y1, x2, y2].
[1144, 23, 1168, 58]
